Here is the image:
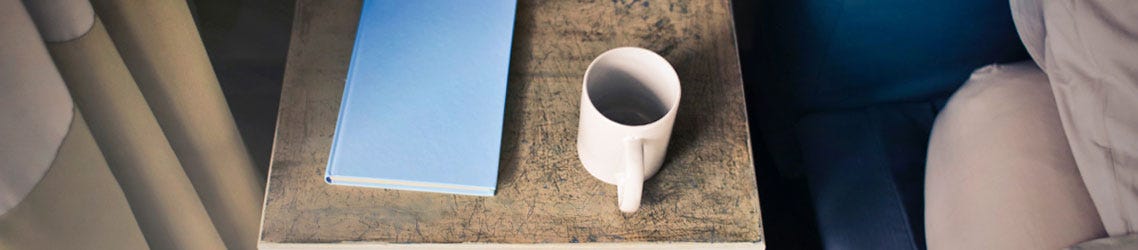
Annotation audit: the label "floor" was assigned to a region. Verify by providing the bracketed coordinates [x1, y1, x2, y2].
[194, 1, 820, 248]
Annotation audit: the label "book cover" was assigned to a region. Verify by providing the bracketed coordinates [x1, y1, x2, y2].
[325, 0, 517, 196]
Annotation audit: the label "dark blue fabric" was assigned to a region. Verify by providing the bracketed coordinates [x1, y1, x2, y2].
[736, 0, 1029, 248]
[745, 0, 1028, 175]
[797, 101, 943, 250]
[759, 0, 1025, 110]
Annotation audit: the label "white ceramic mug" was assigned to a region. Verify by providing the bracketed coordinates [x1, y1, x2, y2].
[577, 47, 681, 213]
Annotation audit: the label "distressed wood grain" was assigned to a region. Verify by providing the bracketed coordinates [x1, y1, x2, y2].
[260, 0, 762, 247]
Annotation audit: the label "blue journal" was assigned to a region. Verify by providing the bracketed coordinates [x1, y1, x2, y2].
[325, 0, 517, 196]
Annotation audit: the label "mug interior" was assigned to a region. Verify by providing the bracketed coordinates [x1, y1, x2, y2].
[585, 48, 680, 126]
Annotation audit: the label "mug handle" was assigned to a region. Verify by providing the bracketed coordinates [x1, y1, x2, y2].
[618, 137, 645, 213]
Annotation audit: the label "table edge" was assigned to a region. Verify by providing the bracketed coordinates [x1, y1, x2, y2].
[259, 241, 765, 250]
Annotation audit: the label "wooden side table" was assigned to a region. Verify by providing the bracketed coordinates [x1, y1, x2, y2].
[259, 0, 763, 248]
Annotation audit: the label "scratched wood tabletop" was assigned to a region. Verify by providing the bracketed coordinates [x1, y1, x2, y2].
[260, 0, 762, 248]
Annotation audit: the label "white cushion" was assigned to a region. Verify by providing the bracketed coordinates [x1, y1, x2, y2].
[1012, 0, 1138, 235]
[926, 61, 1105, 249]
[23, 0, 95, 42]
[0, 0, 74, 216]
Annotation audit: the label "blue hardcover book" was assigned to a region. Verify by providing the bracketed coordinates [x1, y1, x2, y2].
[325, 0, 517, 196]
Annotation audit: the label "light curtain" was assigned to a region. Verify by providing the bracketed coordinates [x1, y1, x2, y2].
[0, 0, 263, 249]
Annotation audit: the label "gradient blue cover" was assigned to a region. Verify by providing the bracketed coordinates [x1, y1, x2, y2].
[325, 0, 517, 196]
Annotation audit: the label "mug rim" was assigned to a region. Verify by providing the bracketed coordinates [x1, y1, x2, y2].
[581, 47, 681, 128]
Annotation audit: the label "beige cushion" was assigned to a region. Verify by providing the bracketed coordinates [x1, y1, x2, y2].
[1011, 0, 1138, 235]
[926, 61, 1105, 249]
